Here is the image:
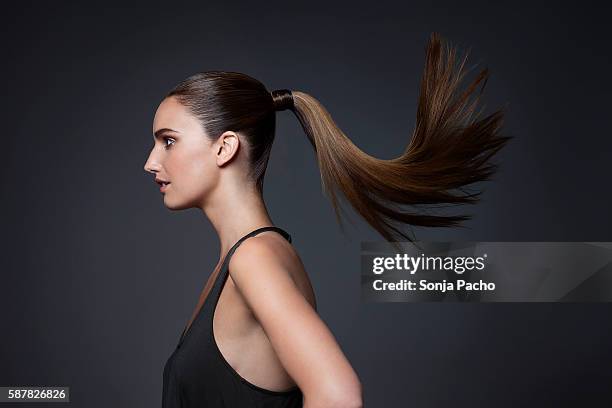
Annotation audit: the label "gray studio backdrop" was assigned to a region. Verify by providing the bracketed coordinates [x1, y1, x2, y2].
[2, 2, 611, 407]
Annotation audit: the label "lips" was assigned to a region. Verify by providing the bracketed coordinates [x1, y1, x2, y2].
[155, 178, 171, 193]
[159, 182, 170, 193]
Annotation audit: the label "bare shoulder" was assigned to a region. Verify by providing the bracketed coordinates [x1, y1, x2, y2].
[228, 232, 316, 310]
[226, 233, 361, 399]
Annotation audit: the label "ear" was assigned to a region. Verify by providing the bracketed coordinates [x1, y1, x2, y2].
[215, 131, 240, 166]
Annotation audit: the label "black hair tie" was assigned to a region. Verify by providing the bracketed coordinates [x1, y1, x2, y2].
[271, 89, 294, 112]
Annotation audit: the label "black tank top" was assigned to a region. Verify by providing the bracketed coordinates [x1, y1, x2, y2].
[162, 226, 303, 407]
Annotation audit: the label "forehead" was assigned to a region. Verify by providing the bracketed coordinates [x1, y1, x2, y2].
[152, 96, 202, 134]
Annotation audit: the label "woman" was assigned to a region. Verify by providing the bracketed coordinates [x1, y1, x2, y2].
[144, 32, 509, 407]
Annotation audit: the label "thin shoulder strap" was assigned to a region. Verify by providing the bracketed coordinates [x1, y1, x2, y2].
[233, 226, 292, 248]
[219, 225, 292, 280]
[221, 226, 292, 277]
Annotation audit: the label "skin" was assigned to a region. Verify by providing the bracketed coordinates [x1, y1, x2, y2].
[144, 96, 363, 408]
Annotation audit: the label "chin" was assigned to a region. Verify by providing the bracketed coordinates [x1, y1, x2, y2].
[163, 194, 202, 211]
[163, 197, 189, 211]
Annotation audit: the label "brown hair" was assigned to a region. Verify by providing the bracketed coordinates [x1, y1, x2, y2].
[166, 32, 511, 247]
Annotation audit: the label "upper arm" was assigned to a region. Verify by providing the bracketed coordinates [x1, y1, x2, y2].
[228, 238, 362, 406]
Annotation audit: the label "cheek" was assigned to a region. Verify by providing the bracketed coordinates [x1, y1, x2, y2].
[171, 151, 218, 193]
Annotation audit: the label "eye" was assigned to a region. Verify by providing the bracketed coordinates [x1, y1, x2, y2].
[163, 137, 176, 150]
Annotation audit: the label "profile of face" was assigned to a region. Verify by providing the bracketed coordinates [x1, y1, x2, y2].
[144, 96, 240, 210]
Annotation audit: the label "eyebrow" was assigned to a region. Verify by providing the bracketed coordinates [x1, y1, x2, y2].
[153, 128, 180, 140]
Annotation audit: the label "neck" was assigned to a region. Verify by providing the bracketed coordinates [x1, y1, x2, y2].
[201, 183, 275, 264]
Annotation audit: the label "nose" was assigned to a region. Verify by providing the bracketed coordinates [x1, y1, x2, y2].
[144, 149, 161, 175]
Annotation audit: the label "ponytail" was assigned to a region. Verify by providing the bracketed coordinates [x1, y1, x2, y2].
[287, 32, 511, 246]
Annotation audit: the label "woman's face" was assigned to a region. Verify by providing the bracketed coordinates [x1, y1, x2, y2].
[144, 96, 220, 210]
